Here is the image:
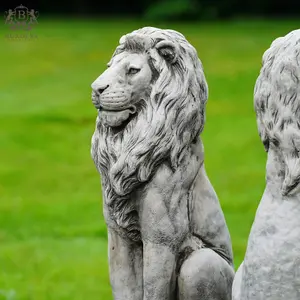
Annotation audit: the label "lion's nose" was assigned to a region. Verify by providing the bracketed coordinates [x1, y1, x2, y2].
[97, 84, 109, 95]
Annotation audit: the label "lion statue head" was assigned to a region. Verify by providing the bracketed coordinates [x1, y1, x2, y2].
[254, 29, 300, 196]
[91, 27, 208, 240]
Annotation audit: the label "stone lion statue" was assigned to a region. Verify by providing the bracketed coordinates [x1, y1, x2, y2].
[232, 29, 300, 300]
[91, 27, 234, 300]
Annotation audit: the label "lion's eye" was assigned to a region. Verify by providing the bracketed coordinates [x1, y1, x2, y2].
[128, 67, 140, 75]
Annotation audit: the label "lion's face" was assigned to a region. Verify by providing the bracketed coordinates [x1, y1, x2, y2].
[91, 52, 152, 128]
[92, 27, 209, 194]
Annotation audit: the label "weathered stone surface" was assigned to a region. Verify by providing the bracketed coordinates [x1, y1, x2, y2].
[91, 27, 234, 300]
[233, 29, 300, 300]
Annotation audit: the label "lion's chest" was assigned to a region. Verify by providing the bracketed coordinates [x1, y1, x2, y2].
[138, 165, 190, 246]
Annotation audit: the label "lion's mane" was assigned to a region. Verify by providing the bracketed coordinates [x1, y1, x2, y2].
[254, 29, 300, 196]
[92, 27, 208, 241]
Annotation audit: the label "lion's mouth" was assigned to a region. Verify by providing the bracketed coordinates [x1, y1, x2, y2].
[99, 105, 137, 130]
[100, 105, 136, 113]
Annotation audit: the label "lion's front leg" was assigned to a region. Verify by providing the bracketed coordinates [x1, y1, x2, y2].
[142, 242, 177, 300]
[108, 228, 143, 300]
[140, 164, 192, 300]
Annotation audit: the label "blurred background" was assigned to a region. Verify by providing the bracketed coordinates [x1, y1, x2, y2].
[0, 0, 299, 299]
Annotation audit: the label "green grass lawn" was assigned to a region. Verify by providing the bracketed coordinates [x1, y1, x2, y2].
[0, 18, 299, 299]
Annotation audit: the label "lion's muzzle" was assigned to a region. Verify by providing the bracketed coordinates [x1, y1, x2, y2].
[92, 90, 137, 128]
[100, 89, 133, 110]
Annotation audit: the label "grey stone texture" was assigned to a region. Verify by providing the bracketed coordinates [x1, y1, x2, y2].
[91, 27, 234, 300]
[232, 29, 300, 300]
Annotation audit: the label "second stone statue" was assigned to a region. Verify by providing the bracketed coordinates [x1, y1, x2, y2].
[91, 27, 234, 300]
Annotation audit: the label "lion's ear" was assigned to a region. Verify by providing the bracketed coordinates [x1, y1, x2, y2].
[155, 41, 178, 64]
